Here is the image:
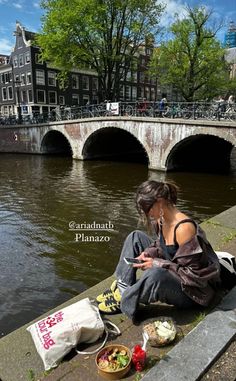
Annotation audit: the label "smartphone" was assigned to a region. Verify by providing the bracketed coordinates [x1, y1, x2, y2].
[124, 257, 145, 265]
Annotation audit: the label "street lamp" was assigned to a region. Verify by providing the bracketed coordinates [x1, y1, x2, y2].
[14, 79, 22, 124]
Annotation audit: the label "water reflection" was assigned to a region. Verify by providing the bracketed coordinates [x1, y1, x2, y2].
[0, 153, 235, 336]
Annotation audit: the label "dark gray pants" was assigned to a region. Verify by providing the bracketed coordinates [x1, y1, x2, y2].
[115, 230, 197, 319]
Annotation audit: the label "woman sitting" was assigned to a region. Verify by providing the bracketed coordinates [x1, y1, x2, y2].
[96, 180, 221, 319]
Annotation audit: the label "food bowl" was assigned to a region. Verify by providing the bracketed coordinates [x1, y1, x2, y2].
[95, 344, 132, 380]
[143, 316, 177, 347]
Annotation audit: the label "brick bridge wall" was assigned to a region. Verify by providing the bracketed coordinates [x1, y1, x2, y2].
[0, 117, 235, 171]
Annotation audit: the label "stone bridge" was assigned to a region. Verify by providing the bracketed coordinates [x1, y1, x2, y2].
[0, 116, 236, 171]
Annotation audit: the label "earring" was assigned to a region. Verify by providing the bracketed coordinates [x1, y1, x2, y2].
[159, 207, 165, 225]
[149, 216, 156, 225]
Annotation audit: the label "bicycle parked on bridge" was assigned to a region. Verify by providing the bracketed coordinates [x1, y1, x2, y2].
[1, 101, 236, 126]
[162, 102, 192, 119]
[123, 100, 154, 117]
[224, 103, 236, 121]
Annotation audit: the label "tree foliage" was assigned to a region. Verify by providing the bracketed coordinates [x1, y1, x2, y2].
[37, 0, 164, 101]
[150, 6, 230, 101]
[225, 78, 236, 98]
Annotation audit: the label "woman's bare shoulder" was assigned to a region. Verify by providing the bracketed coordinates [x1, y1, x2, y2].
[175, 216, 196, 245]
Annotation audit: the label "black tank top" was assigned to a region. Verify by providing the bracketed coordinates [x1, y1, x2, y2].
[159, 218, 196, 260]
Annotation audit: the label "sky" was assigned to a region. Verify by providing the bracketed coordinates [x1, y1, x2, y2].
[0, 0, 236, 55]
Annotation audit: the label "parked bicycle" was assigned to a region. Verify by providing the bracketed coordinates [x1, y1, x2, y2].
[1, 101, 236, 126]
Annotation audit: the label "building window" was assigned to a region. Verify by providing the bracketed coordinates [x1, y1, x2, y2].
[37, 90, 46, 103]
[25, 52, 30, 64]
[13, 56, 18, 68]
[72, 74, 79, 89]
[26, 72, 32, 85]
[138, 86, 144, 98]
[72, 94, 79, 105]
[119, 85, 124, 99]
[48, 71, 56, 86]
[132, 71, 137, 82]
[92, 96, 99, 104]
[126, 71, 132, 80]
[132, 86, 137, 100]
[150, 87, 155, 101]
[32, 106, 40, 114]
[36, 70, 45, 85]
[59, 95, 65, 105]
[5, 73, 10, 83]
[3, 105, 8, 114]
[8, 105, 14, 115]
[83, 95, 90, 105]
[22, 105, 28, 114]
[92, 77, 98, 90]
[145, 74, 150, 83]
[7, 86, 13, 100]
[28, 89, 33, 102]
[2, 87, 7, 100]
[21, 90, 27, 103]
[21, 73, 26, 85]
[49, 91, 57, 104]
[82, 75, 89, 90]
[145, 86, 150, 100]
[19, 54, 24, 67]
[1, 72, 12, 84]
[139, 72, 145, 83]
[125, 86, 131, 100]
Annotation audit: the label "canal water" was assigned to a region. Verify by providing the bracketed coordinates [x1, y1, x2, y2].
[0, 152, 236, 336]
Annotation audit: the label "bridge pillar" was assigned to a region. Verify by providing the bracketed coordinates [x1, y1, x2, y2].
[148, 162, 166, 171]
[145, 143, 167, 172]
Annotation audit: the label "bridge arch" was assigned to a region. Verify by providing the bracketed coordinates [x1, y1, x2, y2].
[3, 117, 235, 172]
[41, 130, 73, 156]
[166, 133, 234, 172]
[82, 126, 149, 164]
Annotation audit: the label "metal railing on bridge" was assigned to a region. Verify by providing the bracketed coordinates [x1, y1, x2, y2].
[1, 100, 236, 126]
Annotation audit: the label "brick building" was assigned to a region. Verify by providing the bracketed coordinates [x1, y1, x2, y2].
[0, 22, 159, 118]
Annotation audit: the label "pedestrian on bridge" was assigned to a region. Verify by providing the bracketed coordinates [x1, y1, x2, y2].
[215, 95, 226, 113]
[159, 97, 167, 116]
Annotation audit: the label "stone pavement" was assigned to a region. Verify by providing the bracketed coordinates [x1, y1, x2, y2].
[0, 206, 236, 381]
[142, 287, 236, 381]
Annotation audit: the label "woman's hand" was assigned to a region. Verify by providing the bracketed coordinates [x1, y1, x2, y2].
[137, 251, 148, 261]
[133, 252, 155, 270]
[133, 251, 163, 270]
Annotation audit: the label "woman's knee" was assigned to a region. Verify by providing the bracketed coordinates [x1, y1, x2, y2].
[124, 230, 152, 247]
[128, 230, 149, 240]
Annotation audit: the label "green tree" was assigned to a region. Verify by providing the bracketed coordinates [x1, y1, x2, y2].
[37, 0, 164, 101]
[150, 6, 229, 101]
[225, 78, 236, 98]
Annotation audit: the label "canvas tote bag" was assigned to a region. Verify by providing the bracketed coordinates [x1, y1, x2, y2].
[27, 297, 119, 370]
